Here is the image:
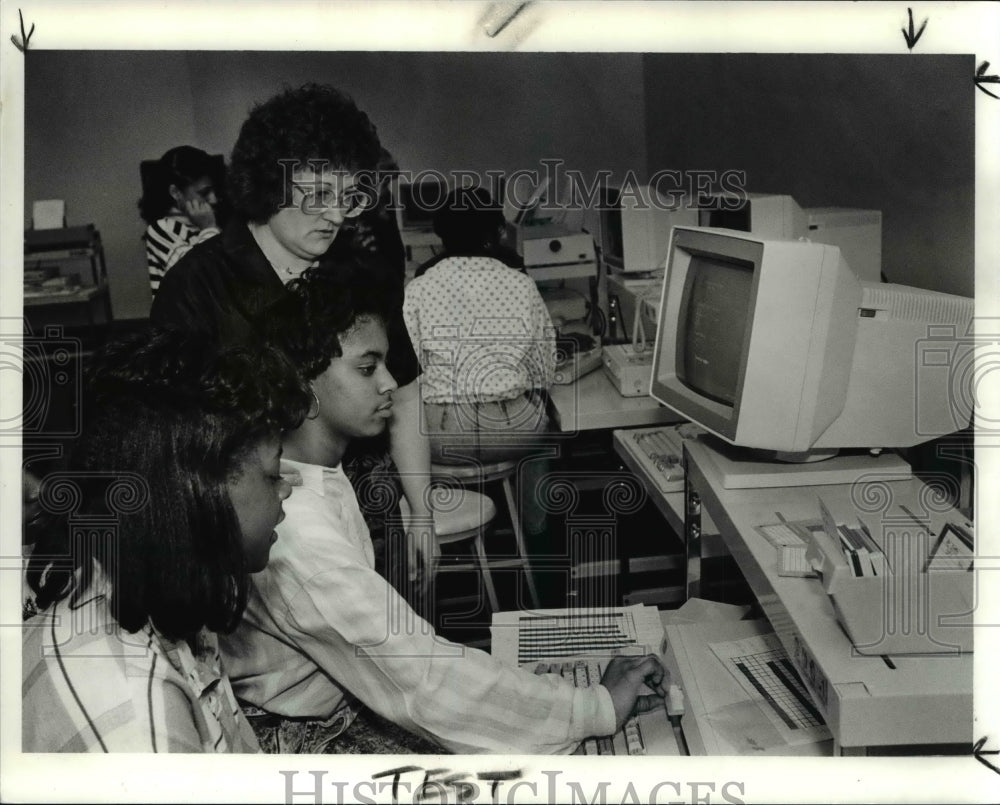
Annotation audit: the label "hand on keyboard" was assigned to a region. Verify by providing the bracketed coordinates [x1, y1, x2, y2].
[534, 657, 681, 755]
[599, 654, 668, 731]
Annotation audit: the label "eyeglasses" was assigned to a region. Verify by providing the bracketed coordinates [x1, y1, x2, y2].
[291, 182, 370, 218]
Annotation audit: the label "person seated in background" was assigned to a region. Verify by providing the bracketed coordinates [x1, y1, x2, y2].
[413, 185, 523, 278]
[139, 145, 222, 298]
[403, 186, 556, 466]
[220, 266, 667, 755]
[22, 328, 312, 752]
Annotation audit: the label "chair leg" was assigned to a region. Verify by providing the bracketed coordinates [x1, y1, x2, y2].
[502, 476, 541, 610]
[472, 534, 501, 613]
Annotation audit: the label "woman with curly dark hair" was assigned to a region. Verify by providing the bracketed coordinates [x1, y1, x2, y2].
[21, 328, 312, 752]
[150, 83, 437, 608]
[151, 84, 384, 340]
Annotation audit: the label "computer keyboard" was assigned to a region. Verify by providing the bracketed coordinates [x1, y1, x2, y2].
[615, 423, 707, 494]
[536, 658, 683, 756]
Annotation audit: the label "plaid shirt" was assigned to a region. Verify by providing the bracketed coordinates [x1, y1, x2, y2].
[219, 459, 616, 754]
[22, 563, 259, 753]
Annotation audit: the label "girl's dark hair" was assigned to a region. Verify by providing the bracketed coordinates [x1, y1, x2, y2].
[263, 258, 389, 381]
[432, 187, 506, 253]
[138, 145, 218, 224]
[26, 328, 312, 640]
[228, 83, 383, 224]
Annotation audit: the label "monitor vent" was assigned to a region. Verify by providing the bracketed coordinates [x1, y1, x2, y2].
[854, 211, 881, 226]
[861, 285, 971, 323]
[819, 210, 881, 227]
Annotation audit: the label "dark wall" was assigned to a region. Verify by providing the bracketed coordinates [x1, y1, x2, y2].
[643, 54, 975, 297]
[25, 52, 975, 316]
[25, 51, 199, 321]
[25, 51, 646, 320]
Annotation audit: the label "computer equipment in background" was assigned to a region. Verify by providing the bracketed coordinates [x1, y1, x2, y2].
[395, 176, 448, 232]
[602, 343, 654, 398]
[599, 184, 699, 276]
[522, 232, 597, 281]
[804, 207, 883, 284]
[697, 193, 884, 284]
[394, 177, 447, 276]
[545, 288, 602, 385]
[606, 275, 662, 344]
[697, 192, 807, 239]
[602, 276, 662, 397]
[506, 175, 598, 282]
[553, 332, 603, 385]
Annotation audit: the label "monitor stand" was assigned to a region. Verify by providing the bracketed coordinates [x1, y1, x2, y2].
[694, 435, 912, 489]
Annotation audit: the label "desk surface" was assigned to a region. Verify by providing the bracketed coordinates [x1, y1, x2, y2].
[548, 368, 683, 432]
[684, 438, 973, 752]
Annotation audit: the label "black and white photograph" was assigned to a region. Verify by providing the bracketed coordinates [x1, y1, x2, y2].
[2, 1, 999, 802]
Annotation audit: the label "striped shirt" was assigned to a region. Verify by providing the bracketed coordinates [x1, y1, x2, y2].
[22, 563, 259, 753]
[145, 213, 220, 298]
[219, 459, 616, 754]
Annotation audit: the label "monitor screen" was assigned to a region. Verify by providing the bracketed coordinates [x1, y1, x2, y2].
[697, 203, 751, 232]
[678, 254, 754, 406]
[651, 226, 974, 460]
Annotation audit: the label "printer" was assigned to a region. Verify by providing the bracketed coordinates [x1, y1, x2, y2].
[520, 228, 598, 282]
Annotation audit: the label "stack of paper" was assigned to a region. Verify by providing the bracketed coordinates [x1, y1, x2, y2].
[32, 199, 65, 230]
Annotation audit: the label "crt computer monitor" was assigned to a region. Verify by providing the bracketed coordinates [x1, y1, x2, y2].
[649, 226, 974, 460]
[600, 184, 699, 275]
[699, 193, 884, 284]
[697, 192, 808, 240]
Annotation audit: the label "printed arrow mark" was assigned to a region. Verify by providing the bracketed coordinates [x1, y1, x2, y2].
[974, 736, 1000, 775]
[976, 61, 1000, 100]
[10, 9, 35, 53]
[902, 8, 928, 51]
